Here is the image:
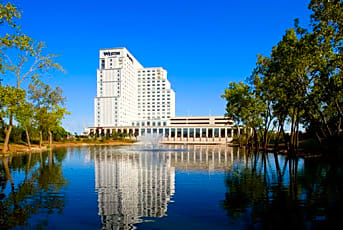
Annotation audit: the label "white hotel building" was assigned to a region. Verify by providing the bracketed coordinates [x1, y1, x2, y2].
[95, 48, 175, 127]
[89, 47, 242, 144]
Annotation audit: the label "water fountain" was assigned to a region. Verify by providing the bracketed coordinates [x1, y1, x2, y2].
[130, 133, 188, 153]
[139, 133, 163, 150]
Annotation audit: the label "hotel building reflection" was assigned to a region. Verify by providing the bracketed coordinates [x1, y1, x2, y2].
[90, 148, 175, 229]
[89, 145, 240, 229]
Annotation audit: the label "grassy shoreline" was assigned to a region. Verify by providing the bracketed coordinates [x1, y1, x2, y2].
[0, 139, 135, 155]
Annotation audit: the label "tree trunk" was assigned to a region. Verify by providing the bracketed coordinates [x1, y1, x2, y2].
[289, 109, 296, 154]
[320, 127, 328, 138]
[25, 128, 31, 149]
[315, 131, 322, 144]
[295, 116, 300, 153]
[253, 128, 259, 152]
[48, 129, 53, 146]
[337, 117, 341, 136]
[318, 109, 333, 137]
[274, 123, 281, 151]
[48, 149, 53, 167]
[39, 130, 43, 148]
[273, 153, 282, 182]
[335, 99, 343, 121]
[2, 157, 14, 190]
[263, 109, 273, 151]
[39, 150, 43, 167]
[2, 124, 12, 153]
[25, 152, 32, 180]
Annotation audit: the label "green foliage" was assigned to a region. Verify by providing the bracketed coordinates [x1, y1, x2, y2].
[0, 2, 69, 151]
[52, 126, 69, 142]
[0, 150, 68, 228]
[221, 82, 265, 147]
[222, 82, 264, 128]
[0, 85, 26, 119]
[28, 77, 69, 141]
[223, 0, 343, 154]
[0, 2, 33, 73]
[9, 125, 24, 143]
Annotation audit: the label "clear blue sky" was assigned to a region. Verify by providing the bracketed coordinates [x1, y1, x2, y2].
[9, 0, 311, 133]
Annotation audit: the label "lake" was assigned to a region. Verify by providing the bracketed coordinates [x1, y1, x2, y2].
[0, 145, 342, 229]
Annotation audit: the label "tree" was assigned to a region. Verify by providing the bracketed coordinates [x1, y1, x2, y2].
[2, 41, 64, 89]
[1, 2, 64, 153]
[304, 0, 343, 139]
[28, 78, 69, 147]
[15, 101, 34, 148]
[0, 1, 32, 73]
[222, 82, 265, 150]
[0, 85, 25, 152]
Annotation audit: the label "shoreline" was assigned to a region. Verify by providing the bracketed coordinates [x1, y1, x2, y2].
[0, 140, 134, 156]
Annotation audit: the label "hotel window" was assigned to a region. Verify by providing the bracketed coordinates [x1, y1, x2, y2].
[227, 129, 232, 137]
[164, 128, 169, 137]
[190, 128, 194, 138]
[200, 128, 206, 138]
[177, 128, 181, 137]
[183, 129, 187, 138]
[215, 128, 219, 137]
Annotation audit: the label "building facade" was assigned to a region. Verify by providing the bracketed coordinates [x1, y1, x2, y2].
[94, 48, 175, 128]
[88, 47, 239, 144]
[87, 116, 244, 144]
[137, 67, 175, 125]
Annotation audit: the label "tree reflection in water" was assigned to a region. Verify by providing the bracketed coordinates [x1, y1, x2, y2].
[0, 149, 67, 229]
[222, 150, 343, 229]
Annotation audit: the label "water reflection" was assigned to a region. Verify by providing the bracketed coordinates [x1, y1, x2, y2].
[221, 151, 343, 229]
[0, 149, 67, 229]
[89, 148, 174, 229]
[1, 146, 342, 229]
[87, 145, 239, 229]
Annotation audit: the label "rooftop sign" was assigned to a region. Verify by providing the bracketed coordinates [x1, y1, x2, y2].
[103, 51, 120, 56]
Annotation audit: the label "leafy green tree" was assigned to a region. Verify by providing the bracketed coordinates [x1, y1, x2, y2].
[0, 85, 25, 152]
[28, 78, 69, 147]
[222, 82, 265, 149]
[302, 0, 343, 139]
[15, 101, 34, 148]
[250, 59, 278, 151]
[0, 1, 32, 72]
[1, 2, 64, 152]
[52, 126, 69, 142]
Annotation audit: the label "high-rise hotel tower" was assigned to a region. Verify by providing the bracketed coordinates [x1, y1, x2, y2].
[94, 48, 175, 127]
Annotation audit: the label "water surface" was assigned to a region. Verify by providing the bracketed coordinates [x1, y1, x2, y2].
[0, 145, 342, 229]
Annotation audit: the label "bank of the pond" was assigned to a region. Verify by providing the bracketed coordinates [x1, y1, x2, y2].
[227, 140, 333, 158]
[0, 140, 134, 155]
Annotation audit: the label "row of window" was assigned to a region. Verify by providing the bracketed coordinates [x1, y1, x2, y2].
[137, 73, 161, 76]
[133, 121, 167, 126]
[138, 69, 160, 73]
[139, 104, 170, 108]
[138, 97, 171, 100]
[139, 87, 166, 90]
[139, 128, 232, 138]
[139, 116, 170, 120]
[138, 83, 166, 86]
[138, 77, 166, 84]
